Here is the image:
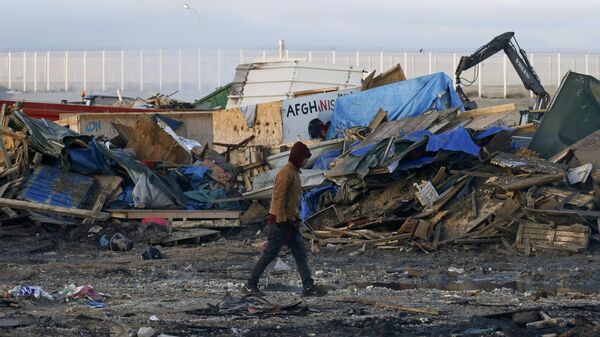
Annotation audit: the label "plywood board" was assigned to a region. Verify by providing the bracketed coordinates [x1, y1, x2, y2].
[124, 116, 192, 164]
[58, 111, 214, 146]
[212, 100, 282, 148]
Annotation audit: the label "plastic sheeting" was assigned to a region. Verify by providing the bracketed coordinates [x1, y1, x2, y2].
[68, 141, 116, 175]
[311, 149, 343, 170]
[179, 166, 211, 190]
[403, 127, 481, 157]
[326, 72, 463, 139]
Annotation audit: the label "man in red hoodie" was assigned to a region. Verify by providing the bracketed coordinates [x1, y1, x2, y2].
[244, 142, 327, 297]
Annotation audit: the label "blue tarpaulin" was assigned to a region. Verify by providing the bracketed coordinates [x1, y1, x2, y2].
[68, 141, 116, 175]
[403, 127, 481, 157]
[326, 72, 463, 139]
[474, 126, 514, 140]
[300, 185, 338, 222]
[179, 166, 211, 190]
[311, 149, 343, 170]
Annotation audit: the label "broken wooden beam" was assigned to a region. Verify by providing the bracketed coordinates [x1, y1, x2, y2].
[0, 198, 110, 220]
[110, 209, 241, 220]
[457, 103, 516, 121]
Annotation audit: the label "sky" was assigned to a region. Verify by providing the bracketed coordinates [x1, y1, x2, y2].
[3, 0, 599, 51]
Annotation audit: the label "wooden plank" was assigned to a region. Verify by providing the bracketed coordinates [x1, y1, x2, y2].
[457, 103, 516, 120]
[334, 296, 440, 315]
[537, 187, 593, 207]
[0, 135, 11, 169]
[367, 108, 388, 130]
[154, 228, 220, 244]
[110, 209, 241, 220]
[521, 233, 587, 243]
[502, 173, 564, 191]
[0, 198, 110, 220]
[171, 219, 241, 228]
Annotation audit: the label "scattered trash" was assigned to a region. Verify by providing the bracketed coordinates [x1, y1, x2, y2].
[274, 258, 292, 272]
[141, 247, 163, 260]
[110, 233, 133, 252]
[99, 235, 110, 249]
[137, 327, 156, 337]
[149, 315, 160, 322]
[6, 286, 54, 300]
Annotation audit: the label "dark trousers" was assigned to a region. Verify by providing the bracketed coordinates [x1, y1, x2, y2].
[248, 224, 314, 289]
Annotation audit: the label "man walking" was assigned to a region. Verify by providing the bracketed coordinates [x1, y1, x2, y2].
[244, 142, 327, 297]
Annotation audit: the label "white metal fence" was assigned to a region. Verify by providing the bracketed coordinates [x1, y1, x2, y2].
[0, 48, 598, 99]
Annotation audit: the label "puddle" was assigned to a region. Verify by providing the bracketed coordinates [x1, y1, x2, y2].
[354, 273, 599, 295]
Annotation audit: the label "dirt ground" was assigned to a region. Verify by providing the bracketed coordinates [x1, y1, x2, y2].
[2, 220, 600, 337]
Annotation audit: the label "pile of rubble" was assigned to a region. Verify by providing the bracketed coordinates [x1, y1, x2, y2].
[0, 61, 599, 259]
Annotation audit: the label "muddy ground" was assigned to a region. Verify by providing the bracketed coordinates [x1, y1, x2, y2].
[2, 220, 600, 337]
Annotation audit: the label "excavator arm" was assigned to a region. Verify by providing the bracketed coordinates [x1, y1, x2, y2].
[455, 32, 550, 110]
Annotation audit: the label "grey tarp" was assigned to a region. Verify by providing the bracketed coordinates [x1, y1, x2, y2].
[529, 71, 600, 158]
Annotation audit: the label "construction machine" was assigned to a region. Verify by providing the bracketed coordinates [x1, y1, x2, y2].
[455, 32, 550, 111]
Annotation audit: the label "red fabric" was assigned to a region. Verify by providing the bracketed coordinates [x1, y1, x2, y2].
[289, 142, 312, 169]
[141, 160, 157, 169]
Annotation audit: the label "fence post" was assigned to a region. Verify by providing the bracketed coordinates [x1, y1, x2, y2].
[217, 49, 221, 88]
[33, 51, 37, 93]
[503, 54, 507, 98]
[197, 48, 202, 92]
[478, 64, 483, 98]
[285, 50, 289, 61]
[404, 52, 408, 77]
[83, 50, 87, 92]
[557, 52, 561, 88]
[159, 49, 163, 91]
[23, 52, 27, 92]
[102, 50, 106, 92]
[7, 52, 11, 90]
[139, 50, 143, 93]
[263, 50, 266, 62]
[308, 50, 312, 63]
[332, 50, 336, 65]
[428, 52, 432, 74]
[120, 50, 124, 91]
[179, 49, 183, 91]
[379, 50, 383, 73]
[46, 51, 50, 92]
[529, 53, 534, 98]
[355, 51, 359, 67]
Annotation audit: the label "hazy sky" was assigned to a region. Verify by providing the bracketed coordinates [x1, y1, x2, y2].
[4, 0, 599, 51]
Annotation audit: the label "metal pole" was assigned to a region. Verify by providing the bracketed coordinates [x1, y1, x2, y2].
[240, 49, 244, 64]
[101, 50, 106, 92]
[428, 52, 432, 74]
[356, 51, 359, 67]
[139, 50, 143, 93]
[478, 64, 483, 98]
[120, 50, 124, 91]
[404, 52, 408, 77]
[7, 52, 11, 90]
[262, 50, 266, 62]
[46, 51, 50, 91]
[503, 54, 507, 98]
[178, 49, 183, 91]
[159, 49, 163, 91]
[83, 50, 87, 92]
[65, 51, 69, 91]
[332, 50, 336, 65]
[33, 51, 37, 92]
[285, 50, 289, 61]
[379, 50, 383, 73]
[309, 51, 312, 63]
[433, 55, 437, 73]
[22, 52, 26, 92]
[217, 49, 221, 88]
[197, 48, 201, 92]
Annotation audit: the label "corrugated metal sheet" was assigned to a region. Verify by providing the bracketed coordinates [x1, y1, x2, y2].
[226, 61, 364, 108]
[19, 165, 95, 208]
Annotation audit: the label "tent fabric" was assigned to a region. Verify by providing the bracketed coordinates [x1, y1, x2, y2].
[152, 114, 183, 131]
[179, 166, 211, 190]
[326, 72, 463, 139]
[68, 141, 116, 175]
[403, 127, 481, 157]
